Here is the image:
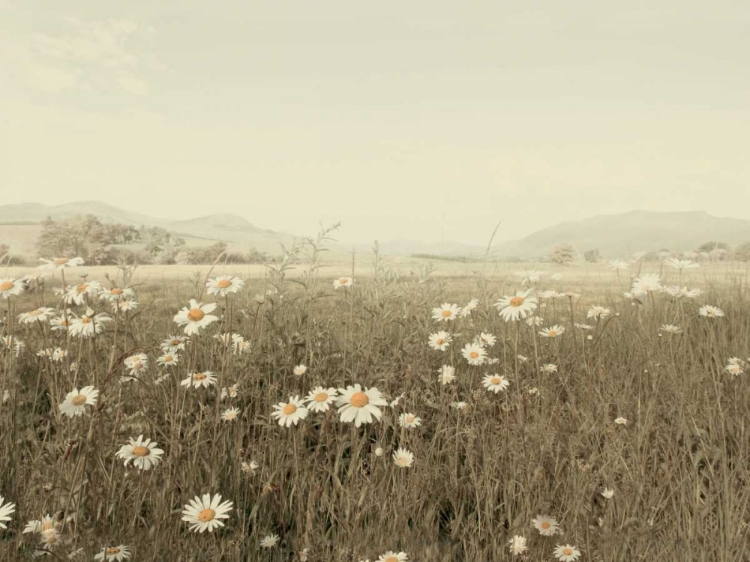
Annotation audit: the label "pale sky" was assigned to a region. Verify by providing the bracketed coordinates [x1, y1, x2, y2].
[1, 0, 749, 246]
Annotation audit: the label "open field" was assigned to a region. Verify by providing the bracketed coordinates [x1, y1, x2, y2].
[1, 259, 750, 560]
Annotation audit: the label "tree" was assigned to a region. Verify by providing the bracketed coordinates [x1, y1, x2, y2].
[550, 244, 575, 265]
[698, 241, 729, 253]
[584, 249, 600, 263]
[735, 242, 750, 262]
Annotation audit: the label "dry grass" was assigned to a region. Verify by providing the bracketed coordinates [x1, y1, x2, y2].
[1, 257, 749, 561]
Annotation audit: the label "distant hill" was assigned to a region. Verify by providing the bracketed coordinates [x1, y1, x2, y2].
[491, 210, 750, 259]
[0, 201, 295, 255]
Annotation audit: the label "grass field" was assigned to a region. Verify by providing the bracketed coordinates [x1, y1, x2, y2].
[1, 257, 749, 561]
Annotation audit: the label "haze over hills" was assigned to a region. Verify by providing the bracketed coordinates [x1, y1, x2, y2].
[491, 210, 750, 259]
[1, 203, 750, 259]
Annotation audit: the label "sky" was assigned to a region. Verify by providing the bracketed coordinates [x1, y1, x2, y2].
[1, 0, 749, 246]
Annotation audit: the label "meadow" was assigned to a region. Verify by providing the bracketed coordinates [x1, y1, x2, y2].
[1, 252, 749, 561]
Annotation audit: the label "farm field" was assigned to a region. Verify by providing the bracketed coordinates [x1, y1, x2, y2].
[1, 258, 749, 561]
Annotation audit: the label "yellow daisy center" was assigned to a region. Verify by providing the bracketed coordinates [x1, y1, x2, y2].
[541, 521, 550, 529]
[491, 377, 500, 385]
[339, 278, 348, 285]
[283, 404, 297, 415]
[314, 392, 328, 402]
[54, 258, 69, 265]
[436, 338, 444, 345]
[510, 296, 524, 307]
[187, 308, 205, 321]
[217, 279, 232, 288]
[385, 556, 399, 562]
[470, 351, 479, 359]
[106, 547, 121, 555]
[442, 309, 452, 317]
[193, 373, 207, 381]
[548, 330, 557, 337]
[76, 283, 88, 294]
[350, 392, 369, 407]
[29, 309, 43, 316]
[82, 317, 92, 324]
[40, 521, 54, 531]
[405, 415, 415, 423]
[71, 395, 87, 406]
[563, 548, 573, 555]
[198, 508, 215, 522]
[111, 288, 123, 295]
[0, 281, 13, 291]
[164, 355, 173, 362]
[132, 446, 149, 457]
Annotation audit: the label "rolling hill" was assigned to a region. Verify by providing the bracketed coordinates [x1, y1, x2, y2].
[491, 210, 750, 259]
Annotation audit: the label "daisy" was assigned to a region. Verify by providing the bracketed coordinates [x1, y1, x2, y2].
[39, 527, 61, 547]
[260, 534, 280, 548]
[725, 359, 744, 377]
[114, 299, 139, 313]
[99, 287, 135, 302]
[116, 435, 164, 470]
[482, 374, 509, 393]
[459, 298, 479, 317]
[305, 387, 338, 413]
[608, 260, 629, 271]
[632, 274, 661, 295]
[162, 335, 188, 352]
[699, 305, 724, 318]
[601, 488, 614, 499]
[660, 324, 683, 334]
[181, 493, 233, 533]
[59, 386, 99, 418]
[540, 325, 565, 338]
[206, 275, 244, 296]
[181, 372, 217, 389]
[293, 364, 308, 376]
[222, 407, 241, 421]
[65, 281, 101, 305]
[0, 278, 25, 298]
[23, 514, 56, 535]
[377, 551, 408, 562]
[495, 291, 538, 322]
[478, 332, 496, 347]
[398, 413, 422, 428]
[333, 277, 354, 289]
[241, 460, 259, 474]
[508, 535, 528, 556]
[392, 448, 414, 468]
[431, 303, 462, 322]
[124, 353, 148, 375]
[538, 290, 560, 300]
[38, 257, 84, 270]
[18, 307, 56, 324]
[94, 545, 131, 561]
[438, 365, 456, 385]
[553, 544, 581, 562]
[461, 343, 486, 365]
[157, 352, 179, 366]
[587, 306, 610, 320]
[665, 258, 699, 270]
[0, 496, 15, 529]
[336, 384, 388, 427]
[450, 401, 468, 410]
[271, 396, 309, 427]
[428, 331, 452, 351]
[614, 417, 628, 425]
[541, 363, 558, 374]
[173, 299, 219, 335]
[221, 384, 240, 400]
[532, 514, 560, 536]
[664, 286, 702, 299]
[526, 315, 543, 326]
[69, 312, 110, 338]
[574, 322, 594, 330]
[233, 338, 251, 354]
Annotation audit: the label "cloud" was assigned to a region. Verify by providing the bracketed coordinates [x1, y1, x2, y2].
[13, 16, 161, 96]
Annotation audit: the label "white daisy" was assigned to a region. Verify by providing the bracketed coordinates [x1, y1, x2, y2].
[221, 407, 241, 421]
[173, 299, 219, 335]
[157, 352, 179, 366]
[665, 258, 699, 270]
[260, 533, 280, 548]
[532, 514, 560, 536]
[59, 386, 99, 418]
[0, 496, 16, 529]
[699, 305, 724, 318]
[333, 277, 354, 290]
[392, 448, 414, 468]
[206, 275, 244, 296]
[586, 306, 610, 320]
[336, 384, 388, 427]
[99, 287, 136, 302]
[608, 260, 629, 271]
[459, 298, 479, 317]
[293, 364, 308, 376]
[508, 535, 527, 556]
[437, 365, 455, 385]
[482, 374, 509, 393]
[271, 396, 309, 427]
[116, 435, 164, 470]
[181, 493, 233, 533]
[478, 332, 496, 347]
[37, 257, 84, 270]
[539, 325, 565, 338]
[428, 331, 452, 351]
[553, 544, 581, 562]
[94, 545, 131, 561]
[461, 343, 486, 365]
[398, 413, 422, 428]
[69, 312, 110, 338]
[431, 303, 462, 322]
[495, 291, 538, 322]
[377, 551, 408, 562]
[180, 372, 217, 389]
[305, 387, 338, 413]
[65, 281, 101, 305]
[18, 307, 56, 324]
